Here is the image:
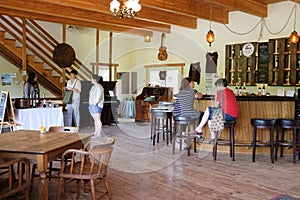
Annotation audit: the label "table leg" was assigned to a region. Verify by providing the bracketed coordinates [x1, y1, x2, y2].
[37, 155, 49, 200]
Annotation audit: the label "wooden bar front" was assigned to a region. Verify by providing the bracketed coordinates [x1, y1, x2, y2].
[195, 95, 296, 154]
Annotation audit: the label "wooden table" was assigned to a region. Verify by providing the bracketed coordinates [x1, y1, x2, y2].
[0, 130, 93, 200]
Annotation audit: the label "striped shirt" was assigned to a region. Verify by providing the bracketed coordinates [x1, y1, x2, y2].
[173, 88, 199, 118]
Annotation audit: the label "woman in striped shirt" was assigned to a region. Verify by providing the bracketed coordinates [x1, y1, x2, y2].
[173, 77, 203, 119]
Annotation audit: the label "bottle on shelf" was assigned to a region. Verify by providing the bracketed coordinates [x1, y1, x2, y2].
[298, 59, 300, 69]
[274, 40, 278, 53]
[274, 56, 279, 69]
[231, 46, 235, 58]
[257, 84, 262, 96]
[231, 74, 235, 85]
[262, 84, 266, 96]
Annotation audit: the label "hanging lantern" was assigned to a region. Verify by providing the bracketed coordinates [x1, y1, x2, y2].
[206, 30, 215, 46]
[290, 30, 299, 44]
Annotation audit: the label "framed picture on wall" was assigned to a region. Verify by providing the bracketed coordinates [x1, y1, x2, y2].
[145, 63, 185, 95]
[1, 73, 12, 86]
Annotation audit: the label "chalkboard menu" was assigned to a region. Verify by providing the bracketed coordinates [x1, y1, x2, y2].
[0, 91, 8, 120]
[257, 42, 269, 83]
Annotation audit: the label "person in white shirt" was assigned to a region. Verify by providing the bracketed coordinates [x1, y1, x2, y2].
[64, 69, 81, 128]
[88, 74, 104, 138]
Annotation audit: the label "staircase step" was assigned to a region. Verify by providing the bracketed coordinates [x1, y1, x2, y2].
[42, 69, 53, 78]
[0, 31, 5, 38]
[52, 76, 61, 86]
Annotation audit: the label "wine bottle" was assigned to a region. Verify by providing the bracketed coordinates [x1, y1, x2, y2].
[32, 94, 36, 108]
[235, 83, 239, 96]
[242, 82, 246, 95]
[239, 83, 242, 96]
[42, 94, 47, 108]
[262, 84, 266, 96]
[258, 84, 262, 96]
[29, 94, 33, 107]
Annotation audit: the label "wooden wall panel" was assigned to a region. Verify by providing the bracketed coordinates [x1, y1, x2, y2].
[195, 98, 295, 154]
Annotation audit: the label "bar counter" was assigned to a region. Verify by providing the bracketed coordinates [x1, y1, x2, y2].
[195, 95, 296, 154]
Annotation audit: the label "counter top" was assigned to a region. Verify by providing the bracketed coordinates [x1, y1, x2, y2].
[201, 95, 296, 101]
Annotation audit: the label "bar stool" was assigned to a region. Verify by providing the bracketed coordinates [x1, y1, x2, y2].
[212, 120, 236, 161]
[275, 118, 300, 164]
[251, 118, 276, 163]
[172, 116, 198, 156]
[151, 109, 172, 146]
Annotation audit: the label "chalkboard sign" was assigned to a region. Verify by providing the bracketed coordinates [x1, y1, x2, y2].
[0, 91, 15, 133]
[257, 42, 269, 83]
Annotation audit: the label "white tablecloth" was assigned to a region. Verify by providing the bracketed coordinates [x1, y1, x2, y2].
[14, 107, 64, 131]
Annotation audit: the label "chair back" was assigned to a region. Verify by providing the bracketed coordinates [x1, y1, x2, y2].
[60, 141, 113, 179]
[49, 126, 78, 133]
[0, 157, 31, 200]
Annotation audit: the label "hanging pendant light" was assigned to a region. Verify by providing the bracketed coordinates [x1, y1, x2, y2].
[206, 0, 215, 47]
[290, 1, 299, 44]
[206, 30, 214, 46]
[290, 31, 299, 44]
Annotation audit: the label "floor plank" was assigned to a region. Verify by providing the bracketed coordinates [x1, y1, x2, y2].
[28, 119, 300, 200]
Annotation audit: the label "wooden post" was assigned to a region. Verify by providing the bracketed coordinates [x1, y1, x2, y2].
[62, 24, 67, 95]
[96, 29, 100, 75]
[21, 18, 27, 96]
[109, 32, 113, 81]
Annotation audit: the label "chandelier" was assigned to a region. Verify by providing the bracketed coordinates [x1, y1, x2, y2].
[110, 0, 141, 19]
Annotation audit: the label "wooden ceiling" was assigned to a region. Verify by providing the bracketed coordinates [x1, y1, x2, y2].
[0, 0, 289, 37]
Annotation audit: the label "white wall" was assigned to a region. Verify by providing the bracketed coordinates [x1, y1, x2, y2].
[0, 1, 299, 98]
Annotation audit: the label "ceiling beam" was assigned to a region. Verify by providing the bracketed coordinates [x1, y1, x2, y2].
[141, 0, 229, 24]
[211, 0, 268, 17]
[0, 0, 171, 33]
[0, 8, 154, 37]
[37, 0, 198, 29]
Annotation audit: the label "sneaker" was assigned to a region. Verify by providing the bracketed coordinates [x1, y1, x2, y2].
[204, 138, 215, 144]
[190, 130, 202, 135]
[193, 133, 204, 142]
[91, 135, 100, 139]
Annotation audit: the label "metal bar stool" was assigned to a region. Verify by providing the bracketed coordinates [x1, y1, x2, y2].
[275, 118, 300, 164]
[212, 120, 236, 161]
[251, 118, 276, 163]
[172, 116, 198, 156]
[151, 109, 172, 146]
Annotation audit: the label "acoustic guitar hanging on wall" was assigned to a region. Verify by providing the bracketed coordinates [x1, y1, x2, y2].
[157, 33, 168, 61]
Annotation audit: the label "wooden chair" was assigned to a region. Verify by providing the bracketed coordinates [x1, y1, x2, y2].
[0, 157, 31, 200]
[31, 126, 79, 188]
[56, 139, 114, 200]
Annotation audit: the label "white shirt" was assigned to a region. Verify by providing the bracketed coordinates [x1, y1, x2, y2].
[66, 79, 81, 100]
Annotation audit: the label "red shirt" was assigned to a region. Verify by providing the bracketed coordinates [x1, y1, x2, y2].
[216, 88, 239, 118]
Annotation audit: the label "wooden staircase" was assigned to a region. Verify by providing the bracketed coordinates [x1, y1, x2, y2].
[0, 15, 92, 97]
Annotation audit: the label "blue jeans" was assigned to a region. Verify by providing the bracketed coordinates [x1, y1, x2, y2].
[208, 107, 236, 121]
[89, 104, 102, 114]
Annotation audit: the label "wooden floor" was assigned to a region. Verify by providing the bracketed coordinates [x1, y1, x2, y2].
[27, 119, 300, 200]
